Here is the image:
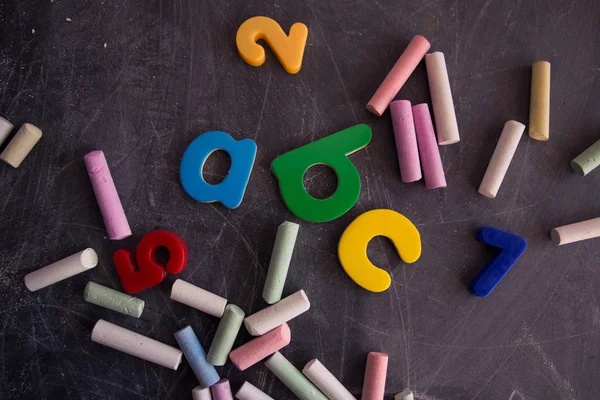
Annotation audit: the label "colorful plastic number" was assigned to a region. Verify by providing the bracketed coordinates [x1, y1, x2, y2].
[338, 209, 421, 292]
[469, 227, 527, 297]
[180, 131, 257, 209]
[236, 16, 308, 74]
[272, 124, 372, 223]
[114, 230, 188, 293]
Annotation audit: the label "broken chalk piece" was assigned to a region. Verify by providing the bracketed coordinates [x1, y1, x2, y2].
[211, 379, 234, 400]
[367, 35, 431, 116]
[469, 227, 527, 297]
[302, 359, 356, 400]
[84, 150, 132, 240]
[478, 120, 525, 198]
[91, 319, 182, 370]
[395, 390, 414, 400]
[171, 279, 227, 318]
[390, 100, 422, 183]
[551, 217, 600, 246]
[361, 352, 388, 400]
[193, 386, 213, 400]
[235, 382, 274, 400]
[571, 138, 600, 176]
[24, 248, 98, 292]
[262, 221, 300, 304]
[244, 290, 310, 336]
[413, 103, 447, 189]
[265, 352, 328, 400]
[229, 323, 291, 371]
[0, 116, 14, 147]
[207, 304, 245, 366]
[84, 281, 145, 318]
[529, 61, 551, 141]
[425, 52, 460, 145]
[175, 325, 220, 388]
[0, 123, 42, 168]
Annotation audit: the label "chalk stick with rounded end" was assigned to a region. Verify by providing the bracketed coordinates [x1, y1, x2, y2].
[529, 61, 551, 141]
[413, 103, 446, 189]
[571, 138, 600, 176]
[390, 100, 421, 183]
[229, 323, 291, 370]
[24, 248, 98, 292]
[244, 290, 310, 336]
[425, 52, 460, 145]
[303, 359, 356, 400]
[207, 304, 245, 366]
[174, 325, 220, 388]
[551, 217, 600, 246]
[395, 390, 414, 400]
[0, 117, 14, 147]
[265, 352, 328, 400]
[211, 379, 234, 400]
[0, 123, 42, 167]
[263, 221, 300, 304]
[171, 279, 227, 318]
[361, 352, 388, 400]
[235, 382, 274, 400]
[84, 281, 145, 318]
[193, 386, 213, 400]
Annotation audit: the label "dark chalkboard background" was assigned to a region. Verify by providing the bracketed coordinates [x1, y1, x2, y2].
[1, 1, 600, 399]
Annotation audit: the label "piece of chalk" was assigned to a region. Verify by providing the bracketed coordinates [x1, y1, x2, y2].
[425, 52, 460, 145]
[571, 138, 600, 176]
[170, 279, 227, 318]
[265, 352, 328, 400]
[84, 281, 145, 318]
[84, 150, 132, 240]
[193, 386, 213, 400]
[91, 319, 182, 370]
[367, 35, 431, 116]
[394, 390, 414, 400]
[235, 382, 274, 400]
[551, 217, 600, 246]
[24, 248, 98, 292]
[0, 123, 42, 168]
[529, 61, 550, 141]
[207, 304, 245, 366]
[302, 359, 356, 400]
[211, 379, 234, 400]
[244, 290, 310, 336]
[262, 221, 300, 304]
[229, 323, 291, 370]
[390, 100, 422, 183]
[478, 120, 525, 198]
[413, 103, 446, 189]
[0, 116, 14, 147]
[174, 325, 220, 388]
[361, 352, 388, 400]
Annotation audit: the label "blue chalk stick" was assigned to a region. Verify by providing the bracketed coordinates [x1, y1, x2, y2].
[469, 227, 527, 297]
[174, 326, 220, 388]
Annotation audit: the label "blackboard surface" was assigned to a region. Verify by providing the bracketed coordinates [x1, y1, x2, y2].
[1, 1, 599, 399]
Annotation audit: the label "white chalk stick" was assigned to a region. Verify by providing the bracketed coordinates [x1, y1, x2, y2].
[24, 248, 98, 292]
[478, 120, 525, 198]
[193, 386, 213, 400]
[302, 359, 356, 400]
[91, 319, 182, 370]
[395, 390, 414, 400]
[0, 116, 14, 147]
[0, 123, 42, 168]
[235, 382, 274, 400]
[170, 279, 227, 318]
[425, 52, 460, 145]
[244, 290, 310, 336]
[551, 217, 600, 246]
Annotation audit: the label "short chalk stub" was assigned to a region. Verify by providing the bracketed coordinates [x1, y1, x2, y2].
[91, 319, 182, 370]
[0, 116, 14, 147]
[230, 323, 291, 371]
[390, 100, 422, 183]
[180, 131, 257, 209]
[262, 221, 300, 304]
[244, 290, 310, 336]
[171, 279, 227, 318]
[361, 352, 388, 400]
[425, 52, 460, 145]
[529, 61, 551, 141]
[469, 227, 527, 297]
[0, 123, 42, 168]
[265, 352, 328, 400]
[207, 304, 245, 366]
[24, 248, 98, 292]
[174, 326, 220, 388]
[571, 138, 600, 176]
[84, 281, 145, 318]
[236, 382, 274, 400]
[302, 359, 356, 400]
[211, 379, 234, 400]
[193, 386, 213, 400]
[551, 217, 600, 246]
[395, 390, 414, 400]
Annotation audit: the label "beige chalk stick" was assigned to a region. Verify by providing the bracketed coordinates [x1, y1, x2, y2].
[0, 123, 42, 167]
[529, 61, 550, 141]
[425, 52, 460, 145]
[0, 117, 14, 147]
[551, 217, 600, 246]
[24, 248, 98, 292]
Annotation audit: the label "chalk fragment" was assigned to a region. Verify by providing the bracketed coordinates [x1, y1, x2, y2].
[361, 352, 388, 400]
[302, 359, 356, 400]
[0, 116, 14, 147]
[174, 325, 220, 388]
[0, 123, 42, 168]
[171, 279, 227, 318]
[244, 290, 310, 336]
[207, 304, 245, 366]
[529, 61, 551, 141]
[425, 52, 460, 145]
[390, 100, 421, 182]
[235, 382, 274, 400]
[394, 390, 414, 400]
[552, 217, 600, 246]
[413, 103, 446, 189]
[265, 352, 327, 400]
[84, 281, 145, 318]
[193, 386, 213, 400]
[229, 323, 291, 371]
[571, 138, 600, 176]
[262, 221, 300, 304]
[211, 379, 234, 400]
[24, 248, 98, 292]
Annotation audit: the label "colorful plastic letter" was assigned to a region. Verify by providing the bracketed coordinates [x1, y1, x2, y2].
[236, 16, 308, 74]
[114, 230, 188, 293]
[180, 131, 257, 209]
[271, 124, 372, 223]
[469, 227, 527, 297]
[338, 209, 421, 292]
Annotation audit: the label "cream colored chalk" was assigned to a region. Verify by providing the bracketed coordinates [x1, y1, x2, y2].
[170, 279, 227, 318]
[425, 52, 460, 145]
[551, 217, 600, 246]
[193, 386, 213, 400]
[0, 117, 14, 146]
[478, 120, 525, 198]
[235, 382, 274, 400]
[0, 123, 42, 167]
[395, 390, 414, 400]
[302, 359, 356, 400]
[529, 61, 551, 141]
[24, 248, 98, 292]
[244, 290, 310, 336]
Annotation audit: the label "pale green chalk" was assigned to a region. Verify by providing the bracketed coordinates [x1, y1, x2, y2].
[265, 352, 327, 400]
[206, 304, 245, 366]
[84, 281, 145, 318]
[262, 221, 300, 304]
[571, 138, 600, 176]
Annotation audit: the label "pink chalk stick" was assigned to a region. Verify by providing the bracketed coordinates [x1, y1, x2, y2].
[390, 100, 422, 182]
[211, 379, 233, 400]
[412, 104, 447, 189]
[361, 352, 388, 400]
[229, 323, 291, 371]
[84, 150, 132, 240]
[367, 35, 431, 116]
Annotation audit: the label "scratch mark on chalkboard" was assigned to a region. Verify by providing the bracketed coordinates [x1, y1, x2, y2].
[253, 73, 272, 141]
[504, 140, 530, 230]
[299, 77, 328, 131]
[509, 389, 525, 400]
[348, 317, 402, 340]
[466, 0, 494, 50]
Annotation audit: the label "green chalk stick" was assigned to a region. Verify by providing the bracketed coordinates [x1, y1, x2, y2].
[206, 304, 245, 366]
[262, 221, 300, 304]
[571, 138, 600, 176]
[265, 352, 327, 400]
[84, 281, 145, 318]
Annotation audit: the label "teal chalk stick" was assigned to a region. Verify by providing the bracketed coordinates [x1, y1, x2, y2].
[265, 352, 327, 400]
[84, 281, 145, 318]
[206, 304, 245, 366]
[262, 221, 300, 304]
[571, 138, 600, 176]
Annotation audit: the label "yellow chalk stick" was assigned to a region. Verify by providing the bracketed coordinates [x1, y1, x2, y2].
[529, 61, 551, 141]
